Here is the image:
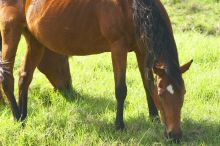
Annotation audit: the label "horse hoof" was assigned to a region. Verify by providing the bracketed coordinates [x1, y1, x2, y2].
[13, 112, 21, 122]
[115, 122, 125, 130]
[21, 121, 26, 128]
[164, 129, 182, 143]
[20, 115, 27, 122]
[149, 116, 160, 123]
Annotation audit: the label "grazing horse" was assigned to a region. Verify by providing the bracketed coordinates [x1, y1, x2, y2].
[0, 0, 192, 141]
[0, 2, 72, 109]
[0, 38, 72, 103]
[0, 34, 71, 90]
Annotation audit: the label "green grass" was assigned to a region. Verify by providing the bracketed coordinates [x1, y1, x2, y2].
[0, 0, 220, 145]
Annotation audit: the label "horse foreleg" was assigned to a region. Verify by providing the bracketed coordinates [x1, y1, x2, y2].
[0, 16, 22, 120]
[111, 40, 127, 130]
[18, 30, 44, 121]
[135, 51, 159, 120]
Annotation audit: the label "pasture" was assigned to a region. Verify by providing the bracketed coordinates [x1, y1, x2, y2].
[0, 0, 220, 145]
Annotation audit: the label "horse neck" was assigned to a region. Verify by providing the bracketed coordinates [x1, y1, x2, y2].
[152, 0, 183, 86]
[133, 0, 182, 87]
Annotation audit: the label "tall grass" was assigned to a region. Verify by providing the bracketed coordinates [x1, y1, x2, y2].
[0, 0, 219, 145]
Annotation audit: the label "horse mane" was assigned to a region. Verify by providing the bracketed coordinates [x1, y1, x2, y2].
[133, 0, 183, 90]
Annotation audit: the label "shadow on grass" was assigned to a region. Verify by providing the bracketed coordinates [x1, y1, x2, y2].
[29, 85, 116, 114]
[24, 86, 220, 145]
[181, 119, 220, 145]
[61, 88, 168, 144]
[59, 86, 116, 114]
[27, 86, 173, 145]
[77, 116, 220, 145]
[75, 112, 166, 145]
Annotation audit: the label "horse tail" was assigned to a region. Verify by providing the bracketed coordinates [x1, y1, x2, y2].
[133, 0, 183, 88]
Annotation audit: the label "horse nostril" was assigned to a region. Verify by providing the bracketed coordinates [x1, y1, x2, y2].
[165, 130, 182, 143]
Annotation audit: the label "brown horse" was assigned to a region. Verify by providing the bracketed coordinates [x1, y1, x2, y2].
[0, 34, 71, 90]
[0, 2, 72, 110]
[0, 0, 192, 141]
[0, 49, 72, 104]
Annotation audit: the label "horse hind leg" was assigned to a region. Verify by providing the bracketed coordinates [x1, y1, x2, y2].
[111, 39, 128, 130]
[18, 29, 45, 121]
[135, 51, 159, 120]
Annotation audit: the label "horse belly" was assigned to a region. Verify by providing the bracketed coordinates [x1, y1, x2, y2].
[26, 0, 110, 55]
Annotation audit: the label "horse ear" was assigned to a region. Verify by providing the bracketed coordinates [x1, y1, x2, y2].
[153, 66, 165, 76]
[180, 60, 193, 74]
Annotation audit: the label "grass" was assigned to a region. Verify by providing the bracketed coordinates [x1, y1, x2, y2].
[0, 0, 220, 145]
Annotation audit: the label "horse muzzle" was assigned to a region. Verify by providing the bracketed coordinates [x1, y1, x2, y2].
[164, 128, 182, 143]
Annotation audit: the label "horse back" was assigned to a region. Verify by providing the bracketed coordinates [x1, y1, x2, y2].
[25, 0, 134, 55]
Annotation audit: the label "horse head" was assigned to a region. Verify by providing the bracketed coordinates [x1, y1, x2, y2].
[153, 60, 193, 141]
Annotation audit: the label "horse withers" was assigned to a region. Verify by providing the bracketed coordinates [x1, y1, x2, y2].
[0, 0, 192, 141]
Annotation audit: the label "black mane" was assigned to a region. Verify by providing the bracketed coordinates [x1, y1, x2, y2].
[133, 0, 183, 89]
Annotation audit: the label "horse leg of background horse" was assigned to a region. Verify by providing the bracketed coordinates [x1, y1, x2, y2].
[37, 49, 72, 91]
[18, 29, 44, 121]
[0, 14, 23, 120]
[135, 50, 159, 120]
[111, 39, 128, 130]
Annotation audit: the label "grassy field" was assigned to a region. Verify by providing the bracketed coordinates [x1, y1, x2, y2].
[0, 0, 220, 145]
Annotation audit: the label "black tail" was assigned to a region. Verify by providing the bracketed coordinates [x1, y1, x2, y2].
[133, 0, 183, 89]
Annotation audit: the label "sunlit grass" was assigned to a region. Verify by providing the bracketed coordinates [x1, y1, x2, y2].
[0, 0, 219, 145]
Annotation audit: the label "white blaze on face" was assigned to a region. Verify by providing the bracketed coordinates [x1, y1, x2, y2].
[166, 84, 174, 95]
